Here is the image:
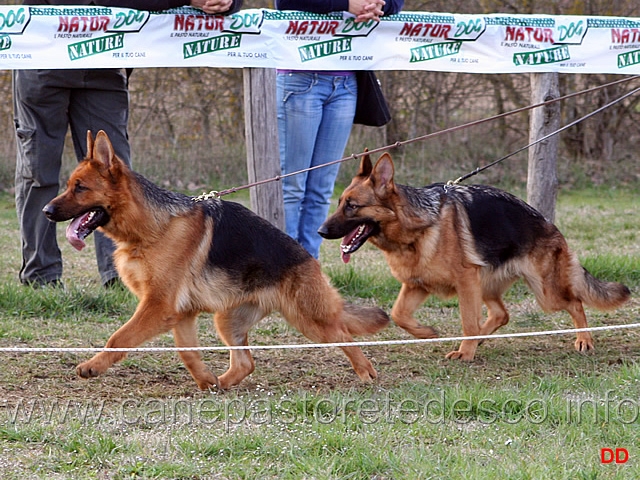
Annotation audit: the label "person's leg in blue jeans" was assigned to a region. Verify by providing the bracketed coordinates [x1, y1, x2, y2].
[277, 72, 356, 258]
[277, 72, 320, 245]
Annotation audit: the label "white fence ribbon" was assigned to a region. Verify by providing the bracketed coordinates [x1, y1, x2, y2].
[2, 322, 639, 353]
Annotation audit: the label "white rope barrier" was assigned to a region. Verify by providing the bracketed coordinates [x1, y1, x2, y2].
[1, 322, 639, 353]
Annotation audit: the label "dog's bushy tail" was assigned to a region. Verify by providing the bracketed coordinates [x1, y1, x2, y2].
[577, 267, 631, 310]
[342, 304, 390, 336]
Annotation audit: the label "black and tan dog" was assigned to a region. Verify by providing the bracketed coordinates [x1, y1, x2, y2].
[319, 152, 630, 361]
[43, 130, 389, 390]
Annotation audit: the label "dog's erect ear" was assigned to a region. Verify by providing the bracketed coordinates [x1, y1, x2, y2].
[357, 149, 373, 177]
[86, 130, 95, 157]
[371, 153, 395, 197]
[92, 130, 116, 170]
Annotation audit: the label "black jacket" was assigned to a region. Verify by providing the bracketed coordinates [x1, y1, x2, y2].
[22, 0, 243, 15]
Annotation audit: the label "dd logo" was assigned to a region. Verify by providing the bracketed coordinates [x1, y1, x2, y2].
[601, 448, 629, 464]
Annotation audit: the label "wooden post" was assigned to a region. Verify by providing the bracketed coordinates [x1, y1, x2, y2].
[527, 72, 560, 222]
[243, 67, 284, 230]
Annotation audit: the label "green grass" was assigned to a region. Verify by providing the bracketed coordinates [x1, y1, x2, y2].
[0, 189, 638, 479]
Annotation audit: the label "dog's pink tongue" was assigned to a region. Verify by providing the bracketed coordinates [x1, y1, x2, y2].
[66, 216, 87, 251]
[341, 247, 351, 264]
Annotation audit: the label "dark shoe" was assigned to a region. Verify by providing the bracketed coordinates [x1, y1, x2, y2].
[103, 277, 124, 289]
[23, 279, 64, 290]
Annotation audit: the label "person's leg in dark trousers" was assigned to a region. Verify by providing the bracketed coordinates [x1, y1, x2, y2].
[67, 68, 131, 285]
[13, 69, 70, 286]
[13, 68, 131, 286]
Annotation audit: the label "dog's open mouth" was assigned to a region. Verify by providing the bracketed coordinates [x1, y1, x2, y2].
[66, 209, 108, 251]
[340, 224, 375, 264]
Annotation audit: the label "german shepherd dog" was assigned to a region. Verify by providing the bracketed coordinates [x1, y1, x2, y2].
[319, 152, 630, 361]
[43, 130, 389, 390]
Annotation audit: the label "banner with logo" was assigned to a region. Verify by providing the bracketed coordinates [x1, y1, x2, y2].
[1, 6, 639, 73]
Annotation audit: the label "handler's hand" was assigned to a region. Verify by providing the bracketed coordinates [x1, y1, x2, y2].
[349, 0, 386, 22]
[191, 0, 235, 14]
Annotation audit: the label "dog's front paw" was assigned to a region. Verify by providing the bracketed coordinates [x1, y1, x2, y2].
[76, 361, 106, 379]
[414, 325, 439, 339]
[196, 373, 221, 391]
[357, 365, 378, 383]
[574, 336, 594, 353]
[445, 350, 475, 361]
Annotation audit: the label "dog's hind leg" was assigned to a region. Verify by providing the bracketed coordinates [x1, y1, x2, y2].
[173, 313, 220, 391]
[472, 295, 510, 347]
[283, 294, 379, 382]
[479, 296, 510, 336]
[214, 303, 264, 390]
[338, 344, 378, 382]
[390, 283, 438, 339]
[524, 249, 594, 353]
[536, 290, 594, 353]
[296, 318, 379, 382]
[565, 300, 594, 352]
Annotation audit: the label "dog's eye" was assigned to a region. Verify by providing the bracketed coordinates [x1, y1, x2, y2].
[74, 182, 89, 193]
[345, 200, 359, 212]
